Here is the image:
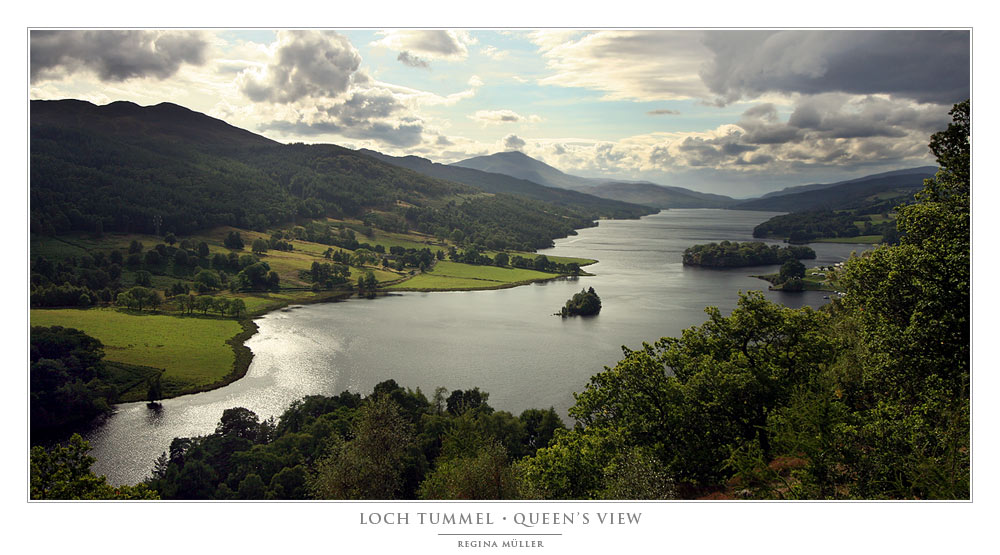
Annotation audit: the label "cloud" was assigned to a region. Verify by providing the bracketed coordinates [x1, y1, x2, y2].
[30, 30, 209, 83]
[503, 134, 526, 151]
[529, 29, 968, 107]
[481, 46, 509, 60]
[397, 51, 430, 69]
[700, 30, 970, 105]
[468, 75, 484, 87]
[501, 93, 948, 185]
[372, 30, 475, 61]
[648, 109, 680, 116]
[262, 118, 425, 148]
[254, 86, 427, 147]
[470, 109, 541, 126]
[238, 30, 362, 104]
[374, 80, 478, 107]
[531, 30, 713, 101]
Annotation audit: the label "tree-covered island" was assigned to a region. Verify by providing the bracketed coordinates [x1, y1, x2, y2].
[558, 287, 602, 317]
[682, 241, 816, 267]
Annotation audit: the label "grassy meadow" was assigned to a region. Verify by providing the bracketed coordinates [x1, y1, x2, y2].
[31, 308, 242, 395]
[388, 260, 561, 291]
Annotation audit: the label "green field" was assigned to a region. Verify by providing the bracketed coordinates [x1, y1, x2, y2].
[31, 308, 243, 393]
[388, 260, 558, 291]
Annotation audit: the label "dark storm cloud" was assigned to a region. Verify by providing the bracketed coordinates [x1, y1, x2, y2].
[397, 51, 430, 69]
[700, 30, 970, 105]
[241, 31, 362, 104]
[30, 30, 208, 83]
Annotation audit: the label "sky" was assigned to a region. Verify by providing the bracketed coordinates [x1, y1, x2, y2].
[29, 28, 970, 197]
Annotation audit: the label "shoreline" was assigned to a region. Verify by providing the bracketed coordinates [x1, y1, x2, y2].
[113, 263, 597, 403]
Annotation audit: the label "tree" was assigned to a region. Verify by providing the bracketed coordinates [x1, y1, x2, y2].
[213, 297, 231, 316]
[309, 395, 415, 499]
[228, 298, 247, 318]
[266, 271, 281, 290]
[494, 252, 509, 267]
[196, 295, 215, 315]
[224, 231, 244, 250]
[198, 241, 211, 258]
[446, 388, 490, 416]
[779, 259, 806, 282]
[251, 238, 269, 255]
[147, 373, 163, 404]
[216, 407, 260, 442]
[358, 271, 377, 299]
[418, 439, 518, 500]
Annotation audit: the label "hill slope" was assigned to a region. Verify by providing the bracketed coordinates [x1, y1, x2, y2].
[30, 100, 616, 250]
[757, 166, 938, 199]
[585, 181, 736, 209]
[730, 170, 935, 213]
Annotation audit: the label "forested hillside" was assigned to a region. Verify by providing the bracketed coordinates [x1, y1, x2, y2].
[30, 100, 632, 251]
[731, 170, 934, 212]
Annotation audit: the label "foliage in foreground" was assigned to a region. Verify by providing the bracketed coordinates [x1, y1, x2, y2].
[142, 381, 566, 500]
[30, 434, 158, 500]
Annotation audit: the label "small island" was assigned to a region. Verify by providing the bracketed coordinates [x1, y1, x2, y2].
[559, 287, 602, 317]
[682, 241, 816, 267]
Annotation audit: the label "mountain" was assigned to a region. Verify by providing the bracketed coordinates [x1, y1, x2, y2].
[758, 166, 938, 199]
[585, 181, 736, 209]
[30, 98, 279, 150]
[358, 149, 654, 219]
[451, 151, 604, 191]
[731, 169, 937, 213]
[29, 100, 625, 250]
[451, 151, 736, 208]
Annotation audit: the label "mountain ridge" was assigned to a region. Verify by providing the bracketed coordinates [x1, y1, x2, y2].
[758, 166, 938, 199]
[451, 151, 736, 209]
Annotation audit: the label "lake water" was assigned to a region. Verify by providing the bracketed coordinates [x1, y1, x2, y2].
[85, 209, 872, 485]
